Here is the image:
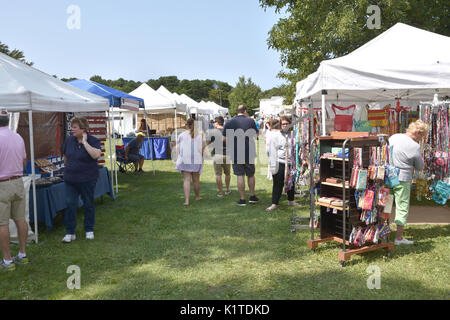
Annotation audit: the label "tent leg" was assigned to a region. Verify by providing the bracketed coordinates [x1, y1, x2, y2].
[321, 91, 327, 136]
[175, 108, 178, 144]
[111, 108, 118, 195]
[28, 111, 38, 244]
[107, 110, 115, 198]
[144, 111, 155, 176]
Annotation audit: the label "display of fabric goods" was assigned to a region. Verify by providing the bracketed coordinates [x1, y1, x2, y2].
[354, 105, 373, 132]
[421, 103, 450, 204]
[368, 107, 388, 127]
[331, 104, 356, 131]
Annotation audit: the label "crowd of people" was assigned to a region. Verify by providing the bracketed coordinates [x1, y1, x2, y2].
[173, 104, 301, 210]
[0, 104, 429, 271]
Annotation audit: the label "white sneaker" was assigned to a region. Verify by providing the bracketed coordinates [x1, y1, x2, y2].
[62, 234, 76, 243]
[394, 238, 414, 245]
[86, 232, 94, 240]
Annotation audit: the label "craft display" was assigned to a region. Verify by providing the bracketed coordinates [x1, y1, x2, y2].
[307, 136, 394, 265]
[331, 104, 356, 131]
[419, 101, 450, 205]
[35, 158, 59, 174]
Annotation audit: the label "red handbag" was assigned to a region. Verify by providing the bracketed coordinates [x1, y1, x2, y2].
[332, 104, 356, 131]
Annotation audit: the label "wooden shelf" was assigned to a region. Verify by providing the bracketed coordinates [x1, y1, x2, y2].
[316, 202, 349, 211]
[321, 157, 349, 162]
[321, 182, 350, 189]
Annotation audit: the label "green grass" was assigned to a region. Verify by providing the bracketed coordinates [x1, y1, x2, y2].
[1, 140, 449, 300]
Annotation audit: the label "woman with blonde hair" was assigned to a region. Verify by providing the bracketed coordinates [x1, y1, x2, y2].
[389, 120, 429, 245]
[175, 119, 205, 205]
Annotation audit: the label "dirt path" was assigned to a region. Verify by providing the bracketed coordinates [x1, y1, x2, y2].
[400, 205, 450, 225]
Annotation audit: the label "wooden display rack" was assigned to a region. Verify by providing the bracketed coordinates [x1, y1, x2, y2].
[307, 135, 394, 267]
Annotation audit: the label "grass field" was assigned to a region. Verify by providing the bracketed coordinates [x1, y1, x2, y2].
[1, 139, 449, 300]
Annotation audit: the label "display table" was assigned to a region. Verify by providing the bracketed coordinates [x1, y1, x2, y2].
[29, 167, 114, 230]
[122, 137, 170, 160]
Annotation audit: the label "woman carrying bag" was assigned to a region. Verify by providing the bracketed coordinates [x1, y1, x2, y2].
[389, 120, 429, 245]
[266, 116, 302, 212]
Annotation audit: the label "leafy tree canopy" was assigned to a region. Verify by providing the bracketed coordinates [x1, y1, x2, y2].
[259, 0, 450, 102]
[228, 76, 262, 116]
[0, 41, 33, 66]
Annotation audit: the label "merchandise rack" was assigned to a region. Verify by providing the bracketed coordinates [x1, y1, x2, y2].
[307, 135, 394, 266]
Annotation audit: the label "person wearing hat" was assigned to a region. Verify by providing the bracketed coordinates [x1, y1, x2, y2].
[0, 108, 29, 271]
[125, 132, 145, 174]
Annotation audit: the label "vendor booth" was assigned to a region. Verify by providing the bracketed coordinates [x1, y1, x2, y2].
[290, 23, 450, 265]
[129, 83, 187, 161]
[0, 51, 111, 243]
[68, 79, 146, 184]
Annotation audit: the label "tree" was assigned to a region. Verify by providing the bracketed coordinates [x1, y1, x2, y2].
[259, 0, 450, 98]
[0, 41, 33, 66]
[228, 76, 262, 116]
[147, 76, 180, 92]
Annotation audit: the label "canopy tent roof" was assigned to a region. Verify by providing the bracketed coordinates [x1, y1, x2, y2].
[68, 79, 143, 111]
[205, 101, 228, 115]
[296, 23, 450, 103]
[0, 52, 109, 112]
[156, 85, 177, 101]
[129, 83, 187, 114]
[259, 96, 286, 116]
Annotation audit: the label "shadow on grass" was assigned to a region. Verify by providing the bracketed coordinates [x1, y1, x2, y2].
[3, 164, 448, 300]
[61, 265, 447, 300]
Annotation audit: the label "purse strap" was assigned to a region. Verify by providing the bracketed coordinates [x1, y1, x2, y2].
[331, 104, 356, 116]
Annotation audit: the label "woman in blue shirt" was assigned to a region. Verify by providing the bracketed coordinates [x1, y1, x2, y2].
[62, 117, 102, 243]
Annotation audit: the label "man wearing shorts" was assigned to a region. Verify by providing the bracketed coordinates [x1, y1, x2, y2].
[223, 105, 259, 206]
[0, 108, 29, 271]
[208, 116, 231, 197]
[125, 132, 145, 174]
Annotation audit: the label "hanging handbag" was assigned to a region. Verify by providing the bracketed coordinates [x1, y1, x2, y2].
[368, 165, 377, 180]
[376, 166, 386, 181]
[324, 107, 335, 134]
[377, 188, 390, 207]
[385, 165, 400, 188]
[354, 105, 373, 132]
[350, 167, 359, 188]
[356, 169, 368, 190]
[368, 107, 388, 127]
[431, 180, 450, 205]
[332, 104, 356, 132]
[383, 194, 394, 214]
[362, 190, 375, 211]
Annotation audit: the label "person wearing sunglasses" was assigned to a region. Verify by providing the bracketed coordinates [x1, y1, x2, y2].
[266, 116, 301, 212]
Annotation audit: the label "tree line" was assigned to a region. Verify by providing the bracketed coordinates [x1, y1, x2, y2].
[1, 41, 289, 116]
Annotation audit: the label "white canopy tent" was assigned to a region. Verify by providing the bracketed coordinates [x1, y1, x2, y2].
[295, 23, 450, 135]
[129, 84, 187, 164]
[130, 83, 187, 114]
[259, 96, 286, 116]
[205, 101, 228, 118]
[0, 51, 110, 243]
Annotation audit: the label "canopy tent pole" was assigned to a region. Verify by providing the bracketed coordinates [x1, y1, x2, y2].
[120, 111, 124, 137]
[175, 108, 178, 144]
[107, 110, 115, 198]
[28, 110, 38, 244]
[321, 90, 327, 136]
[143, 111, 155, 175]
[111, 107, 118, 195]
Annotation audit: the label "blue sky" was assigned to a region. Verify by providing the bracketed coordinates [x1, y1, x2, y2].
[0, 0, 286, 90]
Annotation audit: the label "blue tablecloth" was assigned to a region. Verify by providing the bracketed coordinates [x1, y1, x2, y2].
[29, 167, 114, 230]
[122, 137, 170, 160]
